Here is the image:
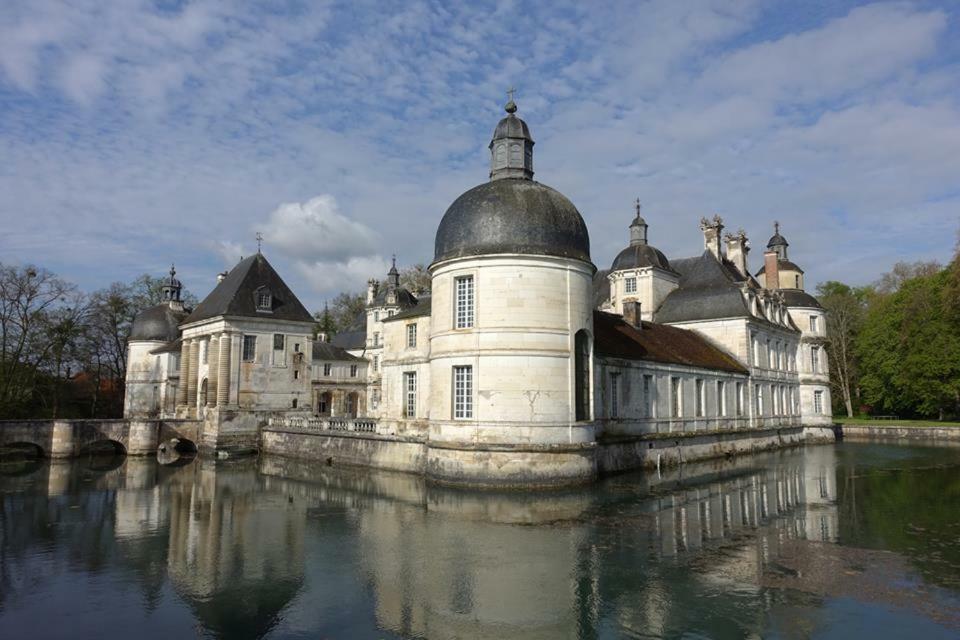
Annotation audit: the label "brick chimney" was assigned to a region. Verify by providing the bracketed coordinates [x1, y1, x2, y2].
[700, 215, 724, 260]
[764, 250, 780, 290]
[725, 230, 749, 277]
[622, 300, 642, 329]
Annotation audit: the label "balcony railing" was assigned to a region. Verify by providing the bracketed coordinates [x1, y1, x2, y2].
[267, 415, 380, 435]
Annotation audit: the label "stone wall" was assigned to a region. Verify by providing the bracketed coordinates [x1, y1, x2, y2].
[260, 427, 426, 473]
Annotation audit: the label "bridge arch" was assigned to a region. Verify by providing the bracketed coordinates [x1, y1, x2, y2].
[0, 441, 45, 459]
[78, 439, 127, 457]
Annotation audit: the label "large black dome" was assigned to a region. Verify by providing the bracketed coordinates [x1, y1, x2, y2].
[433, 178, 592, 266]
[129, 303, 188, 342]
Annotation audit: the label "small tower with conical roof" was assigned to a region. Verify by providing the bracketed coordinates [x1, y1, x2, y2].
[489, 89, 534, 181]
[629, 198, 648, 246]
[161, 264, 184, 311]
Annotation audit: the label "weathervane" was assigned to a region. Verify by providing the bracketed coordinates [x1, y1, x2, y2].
[255, 231, 263, 253]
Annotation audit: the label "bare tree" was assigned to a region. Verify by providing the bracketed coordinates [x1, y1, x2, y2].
[817, 281, 869, 417]
[399, 263, 431, 295]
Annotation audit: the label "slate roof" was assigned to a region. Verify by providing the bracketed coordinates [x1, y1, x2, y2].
[654, 251, 757, 323]
[755, 259, 804, 275]
[780, 289, 823, 309]
[312, 341, 364, 362]
[592, 269, 611, 308]
[372, 286, 418, 308]
[183, 254, 313, 325]
[130, 303, 190, 342]
[149, 337, 182, 355]
[383, 297, 432, 322]
[594, 310, 748, 374]
[610, 244, 675, 273]
[330, 311, 368, 350]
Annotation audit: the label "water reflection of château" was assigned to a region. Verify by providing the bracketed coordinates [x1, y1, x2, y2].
[1, 447, 840, 638]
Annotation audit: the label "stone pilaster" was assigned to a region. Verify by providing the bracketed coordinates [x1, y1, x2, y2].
[176, 340, 190, 407]
[216, 333, 231, 407]
[207, 336, 219, 407]
[187, 339, 199, 408]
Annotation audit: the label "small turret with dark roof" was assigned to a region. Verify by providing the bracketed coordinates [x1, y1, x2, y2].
[489, 89, 534, 181]
[766, 221, 789, 260]
[610, 201, 674, 273]
[129, 264, 190, 342]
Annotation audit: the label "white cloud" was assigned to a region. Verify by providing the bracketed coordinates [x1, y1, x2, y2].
[260, 195, 378, 264]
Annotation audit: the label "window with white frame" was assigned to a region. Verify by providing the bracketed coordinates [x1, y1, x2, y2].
[455, 276, 474, 329]
[736, 382, 744, 416]
[811, 346, 820, 373]
[624, 277, 637, 294]
[242, 335, 257, 362]
[610, 374, 620, 418]
[349, 364, 358, 377]
[372, 355, 379, 372]
[373, 332, 380, 347]
[717, 381, 726, 416]
[809, 315, 818, 332]
[453, 365, 473, 419]
[373, 311, 380, 322]
[752, 333, 759, 366]
[814, 390, 824, 414]
[323, 363, 332, 376]
[695, 379, 705, 417]
[404, 372, 417, 418]
[755, 384, 763, 415]
[671, 377, 682, 418]
[406, 323, 417, 348]
[643, 374, 654, 418]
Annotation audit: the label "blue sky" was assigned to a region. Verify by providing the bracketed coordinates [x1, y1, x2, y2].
[1, 0, 958, 310]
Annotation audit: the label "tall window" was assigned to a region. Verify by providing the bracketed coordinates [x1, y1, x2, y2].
[767, 340, 774, 368]
[736, 382, 744, 416]
[373, 355, 379, 372]
[349, 364, 358, 377]
[755, 384, 763, 415]
[643, 374, 654, 418]
[200, 340, 208, 365]
[671, 377, 682, 418]
[323, 363, 332, 376]
[574, 330, 590, 421]
[455, 275, 474, 329]
[751, 333, 759, 367]
[373, 332, 380, 347]
[717, 381, 727, 416]
[624, 277, 637, 294]
[453, 366, 473, 419]
[695, 379, 705, 417]
[406, 323, 417, 348]
[811, 346, 820, 373]
[610, 374, 620, 418]
[773, 385, 780, 415]
[809, 315, 818, 332]
[814, 390, 824, 414]
[404, 372, 417, 418]
[273, 333, 285, 366]
[242, 335, 257, 362]
[374, 311, 380, 322]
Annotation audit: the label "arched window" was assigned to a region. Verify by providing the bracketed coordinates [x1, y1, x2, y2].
[510, 143, 522, 163]
[574, 330, 591, 421]
[495, 143, 506, 167]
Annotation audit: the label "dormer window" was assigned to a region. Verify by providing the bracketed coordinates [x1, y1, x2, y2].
[255, 287, 273, 312]
[624, 277, 637, 294]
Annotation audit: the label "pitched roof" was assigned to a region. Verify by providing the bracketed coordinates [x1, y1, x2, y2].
[312, 341, 363, 362]
[593, 310, 748, 374]
[655, 251, 756, 323]
[755, 259, 804, 275]
[383, 297, 431, 322]
[183, 254, 313, 325]
[330, 311, 367, 350]
[780, 289, 823, 309]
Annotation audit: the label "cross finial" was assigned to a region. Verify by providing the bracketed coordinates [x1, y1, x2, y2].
[774, 220, 780, 234]
[507, 87, 516, 102]
[255, 231, 263, 253]
[169, 263, 176, 278]
[392, 254, 396, 268]
[634, 198, 642, 217]
[504, 87, 518, 113]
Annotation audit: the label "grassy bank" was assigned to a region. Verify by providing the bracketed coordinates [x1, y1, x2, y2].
[834, 416, 960, 428]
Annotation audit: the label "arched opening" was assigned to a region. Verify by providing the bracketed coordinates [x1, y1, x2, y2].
[317, 392, 332, 416]
[346, 392, 359, 418]
[78, 440, 127, 458]
[199, 378, 208, 407]
[0, 442, 45, 476]
[157, 437, 198, 465]
[574, 330, 591, 421]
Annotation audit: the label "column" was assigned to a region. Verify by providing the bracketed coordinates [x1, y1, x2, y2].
[216, 333, 231, 407]
[207, 336, 219, 407]
[187, 339, 199, 407]
[176, 340, 190, 407]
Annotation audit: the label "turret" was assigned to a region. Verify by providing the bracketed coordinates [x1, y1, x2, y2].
[489, 89, 534, 181]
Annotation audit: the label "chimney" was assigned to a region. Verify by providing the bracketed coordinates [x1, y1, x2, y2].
[764, 250, 780, 290]
[366, 279, 379, 304]
[725, 230, 749, 277]
[316, 331, 328, 343]
[622, 300, 642, 329]
[217, 271, 228, 283]
[700, 215, 724, 260]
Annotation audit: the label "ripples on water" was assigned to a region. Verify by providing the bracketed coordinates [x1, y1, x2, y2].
[0, 442, 958, 639]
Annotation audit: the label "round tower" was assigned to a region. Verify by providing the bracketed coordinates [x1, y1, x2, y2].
[427, 95, 597, 486]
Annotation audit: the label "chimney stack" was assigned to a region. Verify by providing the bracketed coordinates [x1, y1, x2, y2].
[622, 300, 642, 329]
[725, 230, 749, 277]
[700, 215, 724, 260]
[366, 279, 379, 304]
[764, 251, 780, 290]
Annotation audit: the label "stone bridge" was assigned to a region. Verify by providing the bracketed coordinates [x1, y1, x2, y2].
[0, 419, 201, 458]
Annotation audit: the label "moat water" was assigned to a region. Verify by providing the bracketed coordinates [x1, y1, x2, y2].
[1, 442, 959, 639]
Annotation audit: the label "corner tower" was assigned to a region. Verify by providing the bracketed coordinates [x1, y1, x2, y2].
[427, 94, 598, 486]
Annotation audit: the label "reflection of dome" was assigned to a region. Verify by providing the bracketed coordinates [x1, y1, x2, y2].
[181, 578, 303, 640]
[611, 244, 672, 272]
[433, 178, 591, 264]
[129, 304, 188, 342]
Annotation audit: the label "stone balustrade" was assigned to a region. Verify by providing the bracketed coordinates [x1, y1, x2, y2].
[267, 415, 382, 436]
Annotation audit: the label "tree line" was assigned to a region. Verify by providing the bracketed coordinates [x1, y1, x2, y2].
[819, 246, 960, 421]
[0, 263, 197, 420]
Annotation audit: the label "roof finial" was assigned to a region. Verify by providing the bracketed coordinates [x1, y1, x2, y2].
[169, 263, 176, 278]
[392, 254, 396, 269]
[255, 231, 263, 254]
[505, 86, 517, 114]
[774, 220, 780, 234]
[634, 198, 642, 218]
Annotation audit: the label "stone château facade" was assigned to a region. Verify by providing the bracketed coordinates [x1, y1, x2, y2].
[124, 97, 832, 485]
